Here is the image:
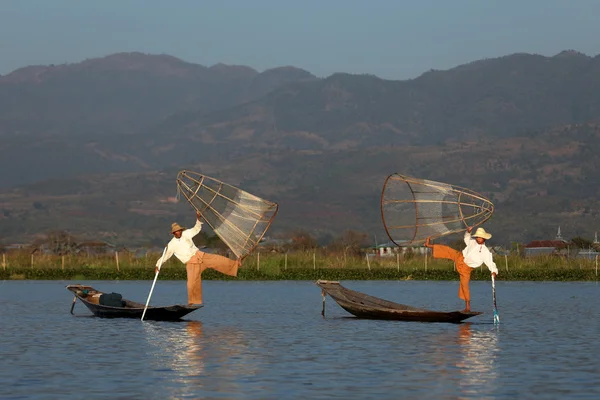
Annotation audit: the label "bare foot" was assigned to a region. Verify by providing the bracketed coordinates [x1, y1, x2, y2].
[462, 301, 471, 313]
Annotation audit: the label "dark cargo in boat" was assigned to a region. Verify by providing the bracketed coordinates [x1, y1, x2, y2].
[99, 292, 125, 307]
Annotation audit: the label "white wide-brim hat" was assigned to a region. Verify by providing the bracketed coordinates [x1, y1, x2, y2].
[472, 227, 492, 240]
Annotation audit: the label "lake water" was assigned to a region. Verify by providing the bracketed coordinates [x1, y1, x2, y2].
[1, 280, 599, 399]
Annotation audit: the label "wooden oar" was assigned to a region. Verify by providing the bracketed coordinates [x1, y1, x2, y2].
[492, 274, 500, 324]
[141, 247, 168, 321]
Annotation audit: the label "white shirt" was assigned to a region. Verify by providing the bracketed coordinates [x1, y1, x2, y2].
[156, 220, 203, 267]
[462, 231, 499, 275]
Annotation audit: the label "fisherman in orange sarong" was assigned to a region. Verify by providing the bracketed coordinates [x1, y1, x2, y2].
[155, 211, 241, 305]
[424, 227, 498, 312]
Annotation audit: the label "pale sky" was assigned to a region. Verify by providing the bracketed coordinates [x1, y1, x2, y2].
[1, 0, 600, 79]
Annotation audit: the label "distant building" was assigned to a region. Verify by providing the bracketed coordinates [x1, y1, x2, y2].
[576, 248, 600, 259]
[371, 241, 429, 257]
[1, 244, 29, 254]
[256, 237, 293, 253]
[370, 242, 396, 257]
[523, 227, 573, 257]
[576, 231, 600, 259]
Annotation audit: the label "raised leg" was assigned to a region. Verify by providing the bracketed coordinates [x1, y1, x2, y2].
[202, 252, 240, 277]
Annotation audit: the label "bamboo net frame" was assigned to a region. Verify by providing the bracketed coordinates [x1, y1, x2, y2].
[176, 170, 279, 260]
[380, 173, 494, 246]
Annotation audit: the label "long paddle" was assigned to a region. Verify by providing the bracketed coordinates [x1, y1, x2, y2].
[141, 247, 168, 321]
[492, 274, 500, 324]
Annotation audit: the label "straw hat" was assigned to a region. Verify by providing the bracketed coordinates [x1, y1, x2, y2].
[472, 227, 492, 240]
[171, 223, 184, 234]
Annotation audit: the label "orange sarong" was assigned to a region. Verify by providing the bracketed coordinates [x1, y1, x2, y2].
[431, 244, 472, 302]
[185, 251, 239, 304]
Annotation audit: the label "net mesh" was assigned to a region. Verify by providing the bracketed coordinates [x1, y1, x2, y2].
[381, 173, 494, 246]
[176, 170, 278, 259]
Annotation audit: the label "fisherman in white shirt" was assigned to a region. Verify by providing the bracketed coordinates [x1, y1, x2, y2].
[156, 211, 241, 305]
[425, 227, 498, 312]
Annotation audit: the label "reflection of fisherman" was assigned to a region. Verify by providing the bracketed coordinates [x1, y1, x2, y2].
[455, 322, 499, 394]
[425, 227, 498, 312]
[156, 211, 241, 305]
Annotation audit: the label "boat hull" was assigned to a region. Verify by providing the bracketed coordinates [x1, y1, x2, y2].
[66, 284, 202, 321]
[316, 280, 482, 323]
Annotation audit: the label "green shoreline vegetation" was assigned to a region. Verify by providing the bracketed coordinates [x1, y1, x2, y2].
[0, 251, 597, 281]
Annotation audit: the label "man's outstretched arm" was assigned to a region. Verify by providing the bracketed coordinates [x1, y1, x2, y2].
[184, 211, 204, 237]
[464, 226, 473, 246]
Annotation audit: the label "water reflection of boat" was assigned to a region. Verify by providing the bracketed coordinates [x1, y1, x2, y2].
[143, 321, 259, 398]
[66, 284, 202, 321]
[317, 280, 482, 323]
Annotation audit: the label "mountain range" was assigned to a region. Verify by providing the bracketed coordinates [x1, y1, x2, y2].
[1, 50, 599, 247]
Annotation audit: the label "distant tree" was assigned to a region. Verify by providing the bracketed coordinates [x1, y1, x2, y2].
[205, 234, 227, 250]
[288, 230, 318, 251]
[446, 237, 467, 251]
[571, 236, 593, 249]
[192, 232, 210, 248]
[510, 242, 525, 257]
[316, 232, 334, 247]
[42, 230, 79, 255]
[329, 230, 369, 256]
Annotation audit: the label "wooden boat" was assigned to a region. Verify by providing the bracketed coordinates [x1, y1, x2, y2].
[66, 284, 202, 321]
[316, 280, 482, 323]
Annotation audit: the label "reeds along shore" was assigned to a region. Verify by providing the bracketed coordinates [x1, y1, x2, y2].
[0, 250, 598, 281]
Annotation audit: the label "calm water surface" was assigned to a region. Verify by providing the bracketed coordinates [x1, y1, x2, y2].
[1, 280, 599, 399]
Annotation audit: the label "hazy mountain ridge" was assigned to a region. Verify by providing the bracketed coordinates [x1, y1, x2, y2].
[0, 52, 317, 187]
[1, 51, 600, 246]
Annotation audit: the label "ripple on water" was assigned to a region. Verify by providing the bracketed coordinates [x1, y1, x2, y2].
[0, 280, 599, 399]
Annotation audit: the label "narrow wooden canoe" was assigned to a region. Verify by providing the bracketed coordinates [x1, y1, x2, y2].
[316, 280, 482, 323]
[66, 284, 202, 321]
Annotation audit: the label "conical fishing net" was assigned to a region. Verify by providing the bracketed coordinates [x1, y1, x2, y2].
[176, 170, 278, 259]
[381, 173, 494, 246]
